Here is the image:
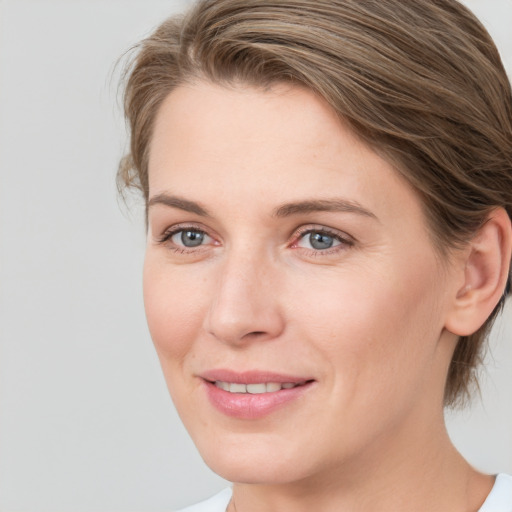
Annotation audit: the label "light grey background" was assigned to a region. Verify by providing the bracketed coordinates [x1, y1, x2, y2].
[0, 1, 510, 511]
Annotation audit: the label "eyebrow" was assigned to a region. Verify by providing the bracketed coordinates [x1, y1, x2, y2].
[147, 193, 377, 221]
[273, 199, 378, 220]
[147, 193, 211, 217]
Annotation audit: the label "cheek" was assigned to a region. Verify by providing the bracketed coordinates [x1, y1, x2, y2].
[296, 260, 445, 399]
[143, 257, 207, 363]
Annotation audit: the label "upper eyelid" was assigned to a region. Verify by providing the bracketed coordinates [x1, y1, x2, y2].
[156, 222, 212, 239]
[292, 225, 354, 242]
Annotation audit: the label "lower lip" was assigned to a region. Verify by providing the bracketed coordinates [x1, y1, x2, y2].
[203, 380, 314, 419]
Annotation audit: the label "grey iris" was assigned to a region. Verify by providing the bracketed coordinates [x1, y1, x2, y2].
[309, 232, 334, 250]
[181, 230, 204, 247]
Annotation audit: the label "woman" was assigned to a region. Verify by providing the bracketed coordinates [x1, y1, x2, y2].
[118, 0, 512, 510]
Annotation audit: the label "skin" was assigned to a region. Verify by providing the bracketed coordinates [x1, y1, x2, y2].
[144, 82, 495, 511]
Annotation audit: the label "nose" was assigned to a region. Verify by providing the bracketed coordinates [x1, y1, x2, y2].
[204, 249, 285, 346]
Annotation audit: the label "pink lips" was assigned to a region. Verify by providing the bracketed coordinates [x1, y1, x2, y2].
[200, 369, 315, 419]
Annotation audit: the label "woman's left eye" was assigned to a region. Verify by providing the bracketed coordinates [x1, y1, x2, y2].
[294, 229, 351, 252]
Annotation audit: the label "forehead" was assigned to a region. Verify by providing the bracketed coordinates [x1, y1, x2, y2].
[148, 81, 423, 227]
[149, 81, 350, 176]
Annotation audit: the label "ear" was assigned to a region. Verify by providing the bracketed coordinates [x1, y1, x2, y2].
[445, 208, 512, 337]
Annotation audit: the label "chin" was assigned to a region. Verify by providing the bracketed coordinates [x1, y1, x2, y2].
[205, 454, 306, 485]
[193, 430, 322, 485]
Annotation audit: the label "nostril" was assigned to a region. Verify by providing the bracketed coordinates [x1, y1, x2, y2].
[243, 331, 268, 339]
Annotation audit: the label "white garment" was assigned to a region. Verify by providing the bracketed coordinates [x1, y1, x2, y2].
[176, 473, 512, 512]
[176, 488, 231, 512]
[479, 474, 512, 512]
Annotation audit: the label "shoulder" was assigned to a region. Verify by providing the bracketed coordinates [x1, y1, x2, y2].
[175, 488, 232, 512]
[479, 474, 512, 512]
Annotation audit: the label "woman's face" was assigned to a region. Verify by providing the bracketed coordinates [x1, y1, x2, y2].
[144, 82, 462, 484]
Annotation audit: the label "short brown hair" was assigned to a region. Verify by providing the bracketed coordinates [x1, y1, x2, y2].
[118, 0, 512, 407]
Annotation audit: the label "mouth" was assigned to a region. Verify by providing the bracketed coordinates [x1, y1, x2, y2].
[211, 380, 307, 394]
[199, 370, 315, 419]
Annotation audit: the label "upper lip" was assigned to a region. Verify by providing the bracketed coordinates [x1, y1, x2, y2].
[199, 369, 314, 385]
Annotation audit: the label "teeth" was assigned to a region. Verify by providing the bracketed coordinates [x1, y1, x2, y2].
[217, 381, 230, 391]
[247, 383, 266, 394]
[266, 382, 282, 392]
[214, 381, 300, 394]
[229, 383, 247, 393]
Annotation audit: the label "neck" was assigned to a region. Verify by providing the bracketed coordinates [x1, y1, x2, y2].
[230, 415, 493, 512]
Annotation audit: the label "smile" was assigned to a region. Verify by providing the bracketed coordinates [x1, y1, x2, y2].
[213, 381, 302, 394]
[200, 371, 315, 419]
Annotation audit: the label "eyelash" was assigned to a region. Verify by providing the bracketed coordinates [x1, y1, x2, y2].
[156, 224, 212, 254]
[156, 224, 354, 255]
[291, 226, 354, 255]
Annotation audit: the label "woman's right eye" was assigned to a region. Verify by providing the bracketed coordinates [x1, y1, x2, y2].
[168, 228, 213, 248]
[155, 225, 215, 251]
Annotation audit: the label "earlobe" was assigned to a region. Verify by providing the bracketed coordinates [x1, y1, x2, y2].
[446, 208, 512, 337]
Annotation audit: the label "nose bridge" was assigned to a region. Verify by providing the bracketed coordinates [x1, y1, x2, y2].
[205, 242, 283, 344]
